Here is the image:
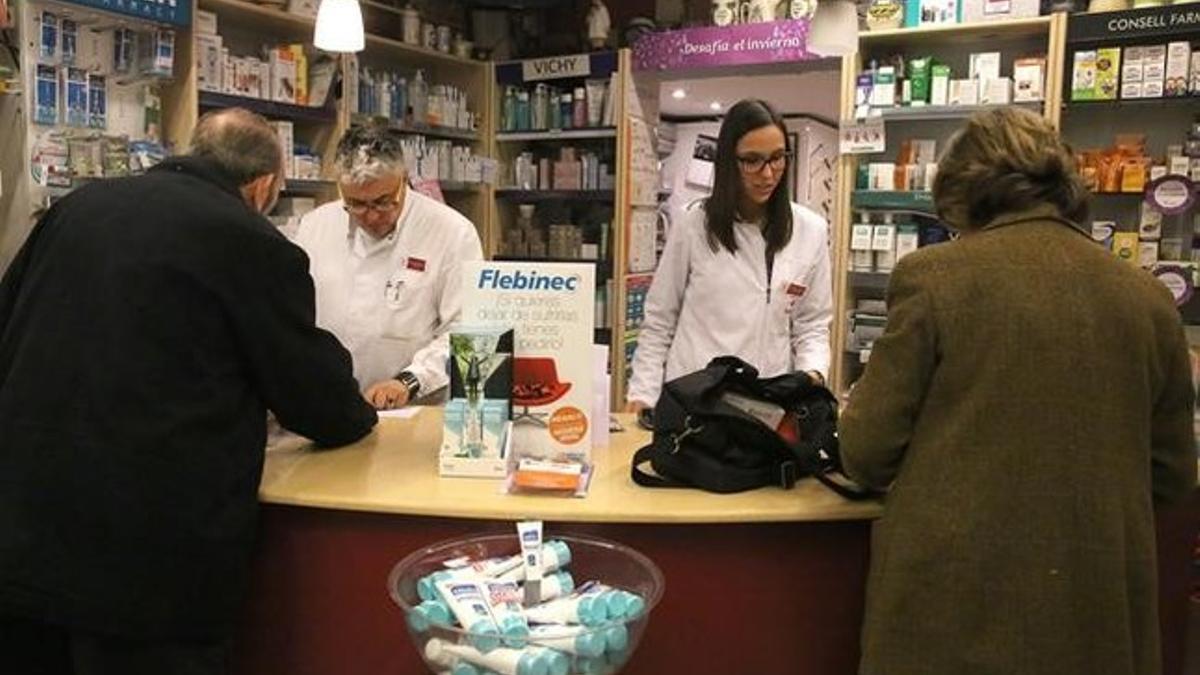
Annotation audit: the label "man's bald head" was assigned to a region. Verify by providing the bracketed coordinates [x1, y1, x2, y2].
[189, 108, 284, 186]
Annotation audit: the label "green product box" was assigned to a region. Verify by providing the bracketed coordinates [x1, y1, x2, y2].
[907, 57, 932, 105]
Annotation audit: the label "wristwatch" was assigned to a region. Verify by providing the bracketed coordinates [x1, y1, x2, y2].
[396, 371, 420, 400]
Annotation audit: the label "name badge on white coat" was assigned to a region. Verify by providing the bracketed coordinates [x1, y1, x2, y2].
[384, 256, 428, 306]
[784, 281, 807, 310]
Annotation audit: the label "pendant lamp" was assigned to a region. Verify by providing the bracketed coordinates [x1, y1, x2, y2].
[808, 0, 859, 57]
[314, 0, 365, 53]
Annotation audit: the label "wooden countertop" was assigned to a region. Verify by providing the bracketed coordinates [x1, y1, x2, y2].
[260, 408, 884, 524]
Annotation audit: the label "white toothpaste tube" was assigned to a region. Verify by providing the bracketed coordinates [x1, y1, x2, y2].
[434, 579, 502, 652]
[517, 520, 543, 605]
[420, 556, 523, 600]
[484, 580, 531, 647]
[520, 571, 573, 605]
[425, 638, 557, 675]
[495, 541, 571, 583]
[522, 579, 607, 626]
[527, 624, 605, 658]
[408, 599, 454, 632]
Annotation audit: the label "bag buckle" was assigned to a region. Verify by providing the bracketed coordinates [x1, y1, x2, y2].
[779, 460, 798, 489]
[670, 416, 705, 454]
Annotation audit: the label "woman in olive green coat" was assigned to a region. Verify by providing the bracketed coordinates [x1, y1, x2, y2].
[840, 108, 1196, 675]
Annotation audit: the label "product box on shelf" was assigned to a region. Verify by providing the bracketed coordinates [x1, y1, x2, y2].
[1143, 45, 1167, 98]
[969, 52, 1001, 83]
[960, 0, 1038, 23]
[1072, 50, 1097, 101]
[440, 327, 515, 479]
[1013, 58, 1045, 102]
[980, 77, 1012, 105]
[948, 79, 979, 106]
[269, 47, 297, 104]
[1165, 42, 1191, 97]
[197, 34, 223, 92]
[1122, 46, 1144, 99]
[1095, 48, 1121, 100]
[195, 9, 217, 35]
[907, 0, 958, 27]
[930, 64, 951, 106]
[1113, 232, 1139, 265]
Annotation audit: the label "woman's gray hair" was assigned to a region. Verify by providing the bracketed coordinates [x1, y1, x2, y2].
[334, 123, 408, 185]
[189, 108, 283, 185]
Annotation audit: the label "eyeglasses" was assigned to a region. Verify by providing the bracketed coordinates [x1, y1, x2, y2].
[737, 151, 792, 175]
[339, 182, 404, 216]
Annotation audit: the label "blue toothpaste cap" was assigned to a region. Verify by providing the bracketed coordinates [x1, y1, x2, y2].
[601, 590, 627, 619]
[467, 620, 501, 653]
[451, 664, 481, 675]
[553, 571, 574, 595]
[420, 570, 455, 602]
[620, 591, 646, 619]
[499, 614, 530, 648]
[572, 656, 607, 674]
[537, 649, 570, 675]
[576, 596, 608, 626]
[545, 540, 571, 567]
[604, 624, 629, 652]
[515, 651, 548, 675]
[576, 631, 606, 658]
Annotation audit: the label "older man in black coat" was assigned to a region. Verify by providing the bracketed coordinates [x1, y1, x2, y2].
[0, 108, 377, 674]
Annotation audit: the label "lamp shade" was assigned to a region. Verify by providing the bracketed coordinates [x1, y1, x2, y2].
[808, 0, 859, 57]
[314, 0, 365, 53]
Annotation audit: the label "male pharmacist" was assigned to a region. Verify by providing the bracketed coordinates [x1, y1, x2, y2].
[0, 108, 376, 673]
[296, 123, 483, 409]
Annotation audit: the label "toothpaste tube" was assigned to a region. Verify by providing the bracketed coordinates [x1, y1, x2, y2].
[434, 579, 502, 653]
[520, 571, 573, 605]
[517, 520, 543, 605]
[484, 580, 531, 647]
[522, 580, 607, 626]
[420, 556, 523, 600]
[495, 541, 571, 583]
[425, 638, 556, 675]
[527, 624, 605, 658]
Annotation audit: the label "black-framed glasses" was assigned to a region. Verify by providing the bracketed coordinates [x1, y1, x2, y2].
[737, 151, 792, 175]
[339, 182, 404, 216]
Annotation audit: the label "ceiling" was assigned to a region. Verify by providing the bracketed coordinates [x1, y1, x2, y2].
[657, 70, 841, 122]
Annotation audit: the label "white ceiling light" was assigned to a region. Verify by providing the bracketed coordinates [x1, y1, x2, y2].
[314, 0, 365, 53]
[671, 88, 687, 100]
[808, 0, 858, 57]
[709, 101, 722, 111]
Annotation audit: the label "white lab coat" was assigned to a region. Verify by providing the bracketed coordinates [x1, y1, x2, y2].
[626, 202, 833, 406]
[295, 190, 483, 395]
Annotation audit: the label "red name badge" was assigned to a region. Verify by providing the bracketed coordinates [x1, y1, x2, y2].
[786, 283, 807, 298]
[406, 257, 427, 272]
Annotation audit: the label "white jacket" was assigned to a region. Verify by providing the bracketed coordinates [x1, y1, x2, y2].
[626, 202, 833, 406]
[295, 190, 483, 395]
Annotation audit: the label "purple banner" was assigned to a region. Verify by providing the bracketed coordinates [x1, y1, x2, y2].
[632, 20, 815, 72]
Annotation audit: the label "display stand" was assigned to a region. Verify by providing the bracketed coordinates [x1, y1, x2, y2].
[832, 14, 1067, 395]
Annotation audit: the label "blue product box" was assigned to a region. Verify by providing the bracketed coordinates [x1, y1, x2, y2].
[88, 74, 107, 129]
[35, 65, 59, 125]
[65, 67, 89, 127]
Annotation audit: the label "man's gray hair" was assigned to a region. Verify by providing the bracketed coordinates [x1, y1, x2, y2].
[334, 123, 408, 185]
[189, 108, 283, 185]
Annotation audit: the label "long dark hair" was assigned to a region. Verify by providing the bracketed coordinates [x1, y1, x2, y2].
[703, 99, 793, 257]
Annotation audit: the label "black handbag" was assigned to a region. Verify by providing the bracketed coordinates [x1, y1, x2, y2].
[631, 356, 878, 500]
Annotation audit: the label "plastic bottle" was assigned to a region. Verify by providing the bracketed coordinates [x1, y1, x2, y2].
[503, 87, 517, 132]
[549, 88, 562, 130]
[560, 91, 573, 129]
[409, 70, 428, 126]
[516, 90, 531, 131]
[572, 87, 587, 128]
[531, 84, 548, 130]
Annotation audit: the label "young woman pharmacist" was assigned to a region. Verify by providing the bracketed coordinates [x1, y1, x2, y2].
[625, 99, 833, 412]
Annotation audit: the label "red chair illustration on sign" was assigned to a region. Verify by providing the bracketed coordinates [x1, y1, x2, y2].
[512, 357, 572, 426]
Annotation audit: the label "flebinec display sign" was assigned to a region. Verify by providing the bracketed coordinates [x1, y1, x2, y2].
[461, 262, 595, 465]
[632, 19, 814, 71]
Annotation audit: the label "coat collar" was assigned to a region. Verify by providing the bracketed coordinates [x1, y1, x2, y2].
[150, 156, 245, 201]
[979, 204, 1090, 238]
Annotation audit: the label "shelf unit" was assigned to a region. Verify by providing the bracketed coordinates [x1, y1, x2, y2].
[490, 50, 632, 406]
[832, 14, 1068, 396]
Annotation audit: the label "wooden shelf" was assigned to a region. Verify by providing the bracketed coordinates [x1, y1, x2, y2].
[495, 189, 615, 202]
[496, 128, 618, 143]
[871, 101, 1043, 121]
[1064, 97, 1200, 110]
[439, 181, 484, 193]
[199, 0, 314, 33]
[860, 15, 1053, 48]
[363, 33, 479, 69]
[350, 115, 480, 142]
[198, 91, 337, 123]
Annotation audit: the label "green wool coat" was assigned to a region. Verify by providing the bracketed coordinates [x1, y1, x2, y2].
[840, 208, 1197, 675]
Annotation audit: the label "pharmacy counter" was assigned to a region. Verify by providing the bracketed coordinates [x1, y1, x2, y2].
[232, 408, 1199, 675]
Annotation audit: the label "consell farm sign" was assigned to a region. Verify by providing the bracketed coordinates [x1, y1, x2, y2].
[633, 19, 815, 71]
[1068, 5, 1200, 42]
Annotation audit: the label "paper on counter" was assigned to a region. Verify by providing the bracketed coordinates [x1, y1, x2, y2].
[378, 407, 423, 420]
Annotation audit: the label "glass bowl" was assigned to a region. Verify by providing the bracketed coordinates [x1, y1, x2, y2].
[388, 533, 665, 675]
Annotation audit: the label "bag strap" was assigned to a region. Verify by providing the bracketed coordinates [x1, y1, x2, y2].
[631, 443, 799, 491]
[811, 469, 881, 501]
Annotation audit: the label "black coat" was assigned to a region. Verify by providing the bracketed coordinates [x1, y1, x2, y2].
[0, 157, 378, 639]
